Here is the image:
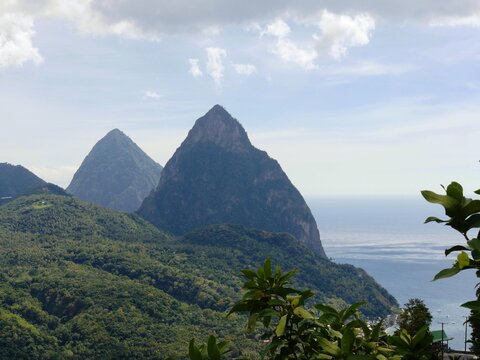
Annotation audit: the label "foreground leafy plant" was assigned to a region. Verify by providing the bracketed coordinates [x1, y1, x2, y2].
[388, 325, 432, 360]
[226, 259, 404, 359]
[422, 181, 480, 352]
[188, 336, 231, 360]
[422, 182, 480, 282]
[186, 258, 435, 359]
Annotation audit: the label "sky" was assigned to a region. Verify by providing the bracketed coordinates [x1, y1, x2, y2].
[1, 0, 480, 196]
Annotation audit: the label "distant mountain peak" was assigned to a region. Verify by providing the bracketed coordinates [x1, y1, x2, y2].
[183, 104, 252, 152]
[0, 163, 46, 200]
[105, 128, 125, 137]
[67, 129, 163, 212]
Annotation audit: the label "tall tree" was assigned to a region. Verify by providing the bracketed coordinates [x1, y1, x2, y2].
[398, 298, 433, 336]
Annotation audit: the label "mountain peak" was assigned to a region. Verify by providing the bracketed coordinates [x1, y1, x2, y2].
[67, 130, 163, 212]
[138, 106, 326, 257]
[183, 105, 251, 151]
[105, 128, 126, 137]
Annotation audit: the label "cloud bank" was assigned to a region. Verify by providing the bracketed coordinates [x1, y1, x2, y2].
[0, 13, 43, 69]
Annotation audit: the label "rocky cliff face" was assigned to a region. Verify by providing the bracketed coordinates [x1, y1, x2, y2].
[138, 105, 326, 257]
[67, 129, 163, 212]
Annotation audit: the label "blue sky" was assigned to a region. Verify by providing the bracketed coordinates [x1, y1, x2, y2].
[1, 1, 480, 195]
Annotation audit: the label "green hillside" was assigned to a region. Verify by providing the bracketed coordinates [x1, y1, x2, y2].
[0, 194, 397, 359]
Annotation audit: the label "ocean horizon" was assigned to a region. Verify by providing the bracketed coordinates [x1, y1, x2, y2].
[308, 195, 477, 350]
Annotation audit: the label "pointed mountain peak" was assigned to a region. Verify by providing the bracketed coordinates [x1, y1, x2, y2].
[100, 128, 132, 145]
[105, 128, 126, 137]
[138, 106, 326, 257]
[184, 105, 251, 151]
[67, 129, 163, 212]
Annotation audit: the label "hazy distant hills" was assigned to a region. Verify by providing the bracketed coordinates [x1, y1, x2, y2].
[138, 105, 326, 257]
[67, 129, 163, 212]
[0, 193, 397, 358]
[0, 162, 46, 199]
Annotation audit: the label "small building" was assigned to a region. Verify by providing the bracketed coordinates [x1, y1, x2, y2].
[431, 330, 453, 343]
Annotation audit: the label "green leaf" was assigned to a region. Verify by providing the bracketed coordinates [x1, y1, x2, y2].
[475, 189, 480, 195]
[458, 252, 470, 269]
[263, 258, 272, 278]
[293, 306, 314, 320]
[240, 269, 257, 280]
[371, 320, 383, 341]
[216, 340, 230, 354]
[247, 314, 258, 333]
[227, 302, 250, 316]
[446, 182, 463, 201]
[256, 266, 265, 279]
[316, 355, 333, 360]
[341, 327, 355, 354]
[461, 300, 480, 311]
[258, 308, 280, 318]
[466, 214, 480, 229]
[315, 303, 338, 315]
[189, 339, 203, 360]
[469, 238, 480, 251]
[433, 266, 461, 280]
[424, 216, 448, 224]
[275, 315, 287, 337]
[317, 337, 341, 356]
[462, 200, 480, 217]
[421, 190, 458, 210]
[342, 301, 365, 321]
[445, 245, 469, 256]
[207, 335, 221, 360]
[287, 295, 301, 307]
[267, 299, 285, 306]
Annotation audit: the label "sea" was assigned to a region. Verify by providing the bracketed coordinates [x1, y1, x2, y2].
[308, 196, 477, 351]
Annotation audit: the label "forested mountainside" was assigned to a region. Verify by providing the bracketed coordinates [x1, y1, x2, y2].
[0, 193, 397, 358]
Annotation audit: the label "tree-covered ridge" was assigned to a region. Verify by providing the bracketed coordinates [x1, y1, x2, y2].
[0, 194, 166, 242]
[0, 194, 397, 358]
[180, 225, 397, 318]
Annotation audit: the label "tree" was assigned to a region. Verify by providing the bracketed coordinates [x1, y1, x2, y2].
[397, 298, 432, 336]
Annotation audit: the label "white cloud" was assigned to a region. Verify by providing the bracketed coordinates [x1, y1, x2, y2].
[429, 13, 480, 28]
[263, 18, 317, 70]
[263, 17, 291, 38]
[47, 1, 480, 35]
[188, 58, 203, 78]
[233, 63, 256, 76]
[43, 0, 160, 40]
[2, 1, 480, 38]
[144, 90, 161, 99]
[0, 13, 43, 69]
[262, 12, 374, 69]
[206, 47, 226, 86]
[312, 10, 375, 60]
[273, 38, 318, 70]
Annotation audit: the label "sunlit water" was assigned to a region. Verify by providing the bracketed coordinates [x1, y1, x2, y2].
[308, 196, 477, 350]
